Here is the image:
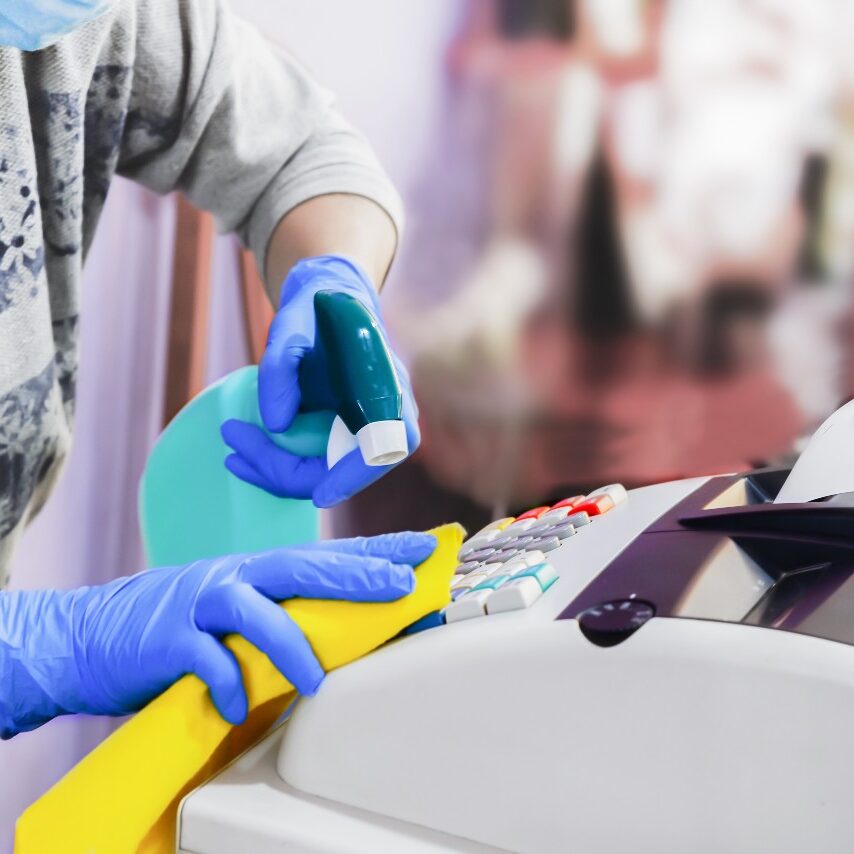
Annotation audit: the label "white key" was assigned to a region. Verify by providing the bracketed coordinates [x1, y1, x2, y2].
[503, 557, 528, 576]
[481, 562, 506, 577]
[486, 577, 543, 614]
[588, 483, 627, 505]
[460, 528, 500, 554]
[505, 518, 538, 535]
[445, 590, 493, 622]
[453, 572, 489, 591]
[520, 549, 546, 567]
[470, 518, 515, 539]
[538, 507, 571, 523]
[452, 574, 466, 587]
[526, 522, 552, 537]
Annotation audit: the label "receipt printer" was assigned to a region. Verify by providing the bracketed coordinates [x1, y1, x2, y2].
[178, 408, 854, 853]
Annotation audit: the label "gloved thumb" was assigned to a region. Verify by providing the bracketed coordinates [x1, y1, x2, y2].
[186, 634, 248, 725]
[258, 305, 315, 433]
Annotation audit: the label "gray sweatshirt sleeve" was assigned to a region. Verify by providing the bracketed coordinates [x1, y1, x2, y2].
[118, 0, 403, 298]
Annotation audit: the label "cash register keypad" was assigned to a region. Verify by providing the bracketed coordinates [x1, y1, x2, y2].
[443, 484, 627, 624]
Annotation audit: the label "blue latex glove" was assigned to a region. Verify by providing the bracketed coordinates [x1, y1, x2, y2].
[221, 255, 420, 508]
[0, 532, 435, 739]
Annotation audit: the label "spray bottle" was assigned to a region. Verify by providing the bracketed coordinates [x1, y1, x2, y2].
[139, 290, 408, 567]
[299, 290, 408, 469]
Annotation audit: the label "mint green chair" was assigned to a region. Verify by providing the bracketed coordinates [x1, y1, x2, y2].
[139, 366, 332, 567]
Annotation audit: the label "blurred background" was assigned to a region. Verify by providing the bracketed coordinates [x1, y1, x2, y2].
[4, 0, 854, 844]
[343, 0, 854, 538]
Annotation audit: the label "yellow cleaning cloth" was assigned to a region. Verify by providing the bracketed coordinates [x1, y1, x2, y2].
[15, 523, 463, 854]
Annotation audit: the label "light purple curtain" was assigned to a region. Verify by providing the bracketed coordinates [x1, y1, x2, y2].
[0, 2, 457, 846]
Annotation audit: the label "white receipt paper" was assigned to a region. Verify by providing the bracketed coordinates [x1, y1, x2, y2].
[775, 399, 854, 504]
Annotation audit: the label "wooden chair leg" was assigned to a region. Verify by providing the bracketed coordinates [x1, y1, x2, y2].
[238, 247, 275, 364]
[163, 195, 215, 427]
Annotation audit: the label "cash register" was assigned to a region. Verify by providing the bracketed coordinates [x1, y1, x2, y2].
[177, 404, 854, 854]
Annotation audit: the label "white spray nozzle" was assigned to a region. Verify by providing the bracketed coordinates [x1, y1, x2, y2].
[356, 420, 408, 466]
[326, 416, 408, 469]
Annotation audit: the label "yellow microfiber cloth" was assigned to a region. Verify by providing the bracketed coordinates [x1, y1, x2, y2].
[15, 523, 463, 854]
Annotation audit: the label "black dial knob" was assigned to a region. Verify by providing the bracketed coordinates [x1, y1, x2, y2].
[577, 598, 655, 647]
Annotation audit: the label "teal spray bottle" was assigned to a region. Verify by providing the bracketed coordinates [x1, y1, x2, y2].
[139, 290, 408, 567]
[298, 290, 408, 469]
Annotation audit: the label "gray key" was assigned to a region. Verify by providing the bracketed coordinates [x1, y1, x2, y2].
[564, 511, 590, 528]
[548, 522, 576, 540]
[491, 548, 520, 563]
[526, 522, 552, 537]
[454, 560, 482, 575]
[532, 536, 561, 552]
[457, 543, 481, 561]
[459, 534, 501, 560]
[488, 533, 514, 550]
[466, 547, 496, 563]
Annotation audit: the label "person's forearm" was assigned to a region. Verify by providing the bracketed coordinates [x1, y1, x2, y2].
[265, 194, 398, 301]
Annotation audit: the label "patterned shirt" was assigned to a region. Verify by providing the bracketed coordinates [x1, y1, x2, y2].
[0, 0, 402, 584]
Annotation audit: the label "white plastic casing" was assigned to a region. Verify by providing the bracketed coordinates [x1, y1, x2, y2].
[180, 474, 854, 853]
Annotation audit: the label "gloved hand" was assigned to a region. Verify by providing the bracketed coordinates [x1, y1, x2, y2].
[221, 255, 420, 508]
[0, 531, 435, 739]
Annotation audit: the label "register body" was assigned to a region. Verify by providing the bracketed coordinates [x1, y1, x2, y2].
[179, 472, 854, 853]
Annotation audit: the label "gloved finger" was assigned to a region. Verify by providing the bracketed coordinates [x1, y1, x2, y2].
[312, 409, 420, 508]
[186, 633, 248, 725]
[221, 419, 325, 499]
[311, 448, 381, 508]
[258, 301, 315, 433]
[195, 582, 325, 696]
[224, 453, 276, 494]
[304, 532, 437, 567]
[237, 549, 415, 602]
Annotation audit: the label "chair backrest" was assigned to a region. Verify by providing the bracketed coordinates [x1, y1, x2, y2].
[140, 196, 317, 569]
[163, 195, 274, 426]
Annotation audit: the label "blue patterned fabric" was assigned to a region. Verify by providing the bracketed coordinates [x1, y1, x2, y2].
[0, 0, 403, 585]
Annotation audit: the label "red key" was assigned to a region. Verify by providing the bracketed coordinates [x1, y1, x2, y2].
[551, 495, 584, 510]
[515, 505, 551, 521]
[573, 494, 615, 516]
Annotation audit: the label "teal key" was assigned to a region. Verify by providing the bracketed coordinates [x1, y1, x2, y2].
[511, 562, 558, 592]
[471, 575, 512, 592]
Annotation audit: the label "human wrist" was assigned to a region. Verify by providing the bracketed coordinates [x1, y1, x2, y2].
[278, 255, 381, 314]
[264, 194, 397, 296]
